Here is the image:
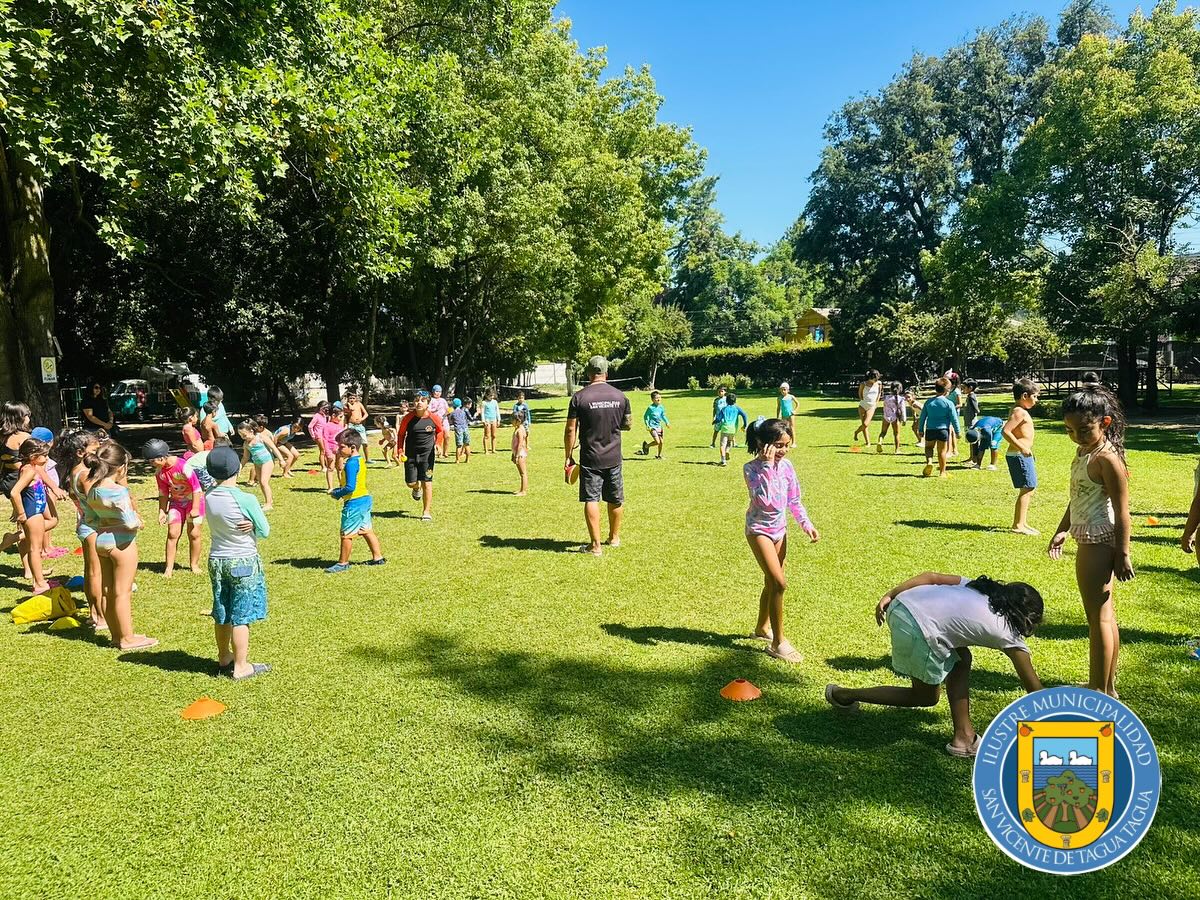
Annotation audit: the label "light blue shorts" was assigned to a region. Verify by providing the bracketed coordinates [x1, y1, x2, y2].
[341, 496, 373, 536]
[209, 555, 268, 626]
[887, 601, 959, 686]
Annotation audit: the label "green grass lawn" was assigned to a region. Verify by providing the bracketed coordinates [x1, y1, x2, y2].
[1, 390, 1198, 898]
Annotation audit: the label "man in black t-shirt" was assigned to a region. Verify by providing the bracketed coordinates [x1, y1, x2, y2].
[564, 356, 632, 555]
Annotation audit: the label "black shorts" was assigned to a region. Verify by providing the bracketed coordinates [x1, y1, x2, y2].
[579, 464, 623, 505]
[926, 427, 950, 444]
[404, 451, 435, 483]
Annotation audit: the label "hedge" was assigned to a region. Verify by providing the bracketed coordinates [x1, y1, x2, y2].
[650, 343, 849, 390]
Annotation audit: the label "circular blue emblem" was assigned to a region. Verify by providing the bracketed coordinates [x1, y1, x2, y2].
[973, 686, 1160, 874]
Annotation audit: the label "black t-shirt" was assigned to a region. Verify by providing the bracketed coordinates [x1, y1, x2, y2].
[83, 394, 111, 428]
[964, 393, 980, 425]
[402, 413, 439, 458]
[567, 381, 631, 468]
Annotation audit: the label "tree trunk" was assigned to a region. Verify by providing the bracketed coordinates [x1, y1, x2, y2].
[0, 137, 62, 425]
[322, 360, 342, 405]
[1144, 327, 1159, 410]
[1116, 334, 1138, 409]
[648, 359, 658, 390]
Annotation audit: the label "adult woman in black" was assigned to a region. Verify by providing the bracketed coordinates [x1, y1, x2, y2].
[81, 383, 114, 433]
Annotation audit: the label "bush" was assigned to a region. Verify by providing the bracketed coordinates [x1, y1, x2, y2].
[734, 374, 753, 390]
[686, 376, 700, 391]
[706, 372, 737, 389]
[658, 342, 847, 390]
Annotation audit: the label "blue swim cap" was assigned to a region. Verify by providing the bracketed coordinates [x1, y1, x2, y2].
[453, 398, 462, 408]
[433, 384, 443, 393]
[30, 427, 54, 442]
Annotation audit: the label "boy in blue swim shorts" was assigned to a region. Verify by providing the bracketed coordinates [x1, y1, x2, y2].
[204, 446, 271, 680]
[326, 429, 385, 573]
[1001, 378, 1040, 535]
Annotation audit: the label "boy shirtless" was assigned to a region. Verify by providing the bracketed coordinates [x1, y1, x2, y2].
[1001, 378, 1040, 535]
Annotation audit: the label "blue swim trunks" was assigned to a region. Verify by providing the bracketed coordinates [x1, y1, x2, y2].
[209, 554, 268, 626]
[341, 495, 373, 536]
[454, 428, 470, 447]
[1006, 453, 1037, 489]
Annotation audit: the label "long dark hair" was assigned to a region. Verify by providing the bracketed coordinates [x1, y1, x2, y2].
[51, 428, 96, 473]
[968, 576, 1044, 637]
[1062, 383, 1126, 464]
[83, 441, 130, 485]
[746, 417, 793, 455]
[1, 401, 31, 441]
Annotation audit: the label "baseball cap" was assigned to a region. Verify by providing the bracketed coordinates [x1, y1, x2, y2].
[586, 355, 609, 375]
[453, 398, 463, 408]
[30, 427, 54, 442]
[433, 384, 443, 393]
[141, 438, 171, 460]
[206, 445, 241, 481]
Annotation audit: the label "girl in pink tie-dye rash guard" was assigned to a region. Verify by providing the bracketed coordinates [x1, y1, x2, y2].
[743, 418, 820, 665]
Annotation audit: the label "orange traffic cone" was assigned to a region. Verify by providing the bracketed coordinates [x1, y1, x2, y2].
[181, 697, 226, 720]
[72, 546, 83, 556]
[1147, 517, 1160, 526]
[720, 678, 761, 702]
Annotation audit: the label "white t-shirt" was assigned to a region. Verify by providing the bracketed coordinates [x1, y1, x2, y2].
[895, 577, 1030, 659]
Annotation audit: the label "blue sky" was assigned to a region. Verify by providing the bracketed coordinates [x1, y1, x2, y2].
[554, 0, 1145, 248]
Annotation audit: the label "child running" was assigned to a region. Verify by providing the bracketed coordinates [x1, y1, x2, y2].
[744, 417, 820, 664]
[511, 409, 529, 495]
[1002, 378, 1040, 535]
[447, 398, 471, 463]
[716, 391, 748, 467]
[710, 386, 728, 449]
[641, 390, 670, 459]
[825, 573, 1044, 757]
[326, 429, 385, 572]
[397, 391, 444, 521]
[853, 369, 882, 446]
[142, 438, 204, 578]
[270, 416, 302, 477]
[481, 389, 500, 454]
[237, 419, 284, 511]
[84, 442, 155, 650]
[877, 381, 906, 454]
[916, 378, 959, 477]
[1048, 385, 1131, 698]
[375, 416, 400, 467]
[202, 445, 272, 680]
[7, 437, 58, 594]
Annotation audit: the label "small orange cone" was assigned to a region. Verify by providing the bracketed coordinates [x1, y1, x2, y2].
[307, 469, 319, 475]
[181, 697, 226, 720]
[850, 445, 861, 453]
[720, 678, 761, 702]
[1147, 517, 1160, 526]
[72, 546, 83, 556]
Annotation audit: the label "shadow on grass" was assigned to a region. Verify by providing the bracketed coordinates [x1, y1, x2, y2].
[372, 510, 415, 519]
[117, 647, 217, 675]
[825, 653, 1030, 694]
[479, 535, 580, 553]
[25, 621, 112, 648]
[859, 472, 917, 479]
[601, 623, 746, 651]
[678, 460, 721, 467]
[1133, 533, 1184, 547]
[895, 519, 997, 532]
[1136, 563, 1200, 582]
[275, 557, 332, 569]
[289, 487, 333, 493]
[1035, 623, 1187, 644]
[467, 489, 514, 495]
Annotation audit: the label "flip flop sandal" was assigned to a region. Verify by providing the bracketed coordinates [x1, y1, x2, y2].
[945, 734, 981, 758]
[233, 663, 272, 681]
[825, 683, 859, 710]
[118, 637, 160, 652]
[766, 642, 803, 664]
[750, 632, 773, 643]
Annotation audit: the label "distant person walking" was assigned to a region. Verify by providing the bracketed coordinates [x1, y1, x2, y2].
[564, 356, 631, 556]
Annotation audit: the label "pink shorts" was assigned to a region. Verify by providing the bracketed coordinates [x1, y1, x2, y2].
[168, 498, 203, 525]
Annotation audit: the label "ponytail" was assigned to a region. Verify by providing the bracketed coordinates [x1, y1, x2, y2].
[968, 576, 1044, 637]
[51, 428, 95, 472]
[745, 417, 792, 455]
[1063, 383, 1126, 464]
[84, 442, 130, 485]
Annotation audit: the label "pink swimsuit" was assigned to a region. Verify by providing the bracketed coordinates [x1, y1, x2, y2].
[743, 457, 812, 541]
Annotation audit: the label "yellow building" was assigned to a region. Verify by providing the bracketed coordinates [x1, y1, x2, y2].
[785, 307, 836, 345]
